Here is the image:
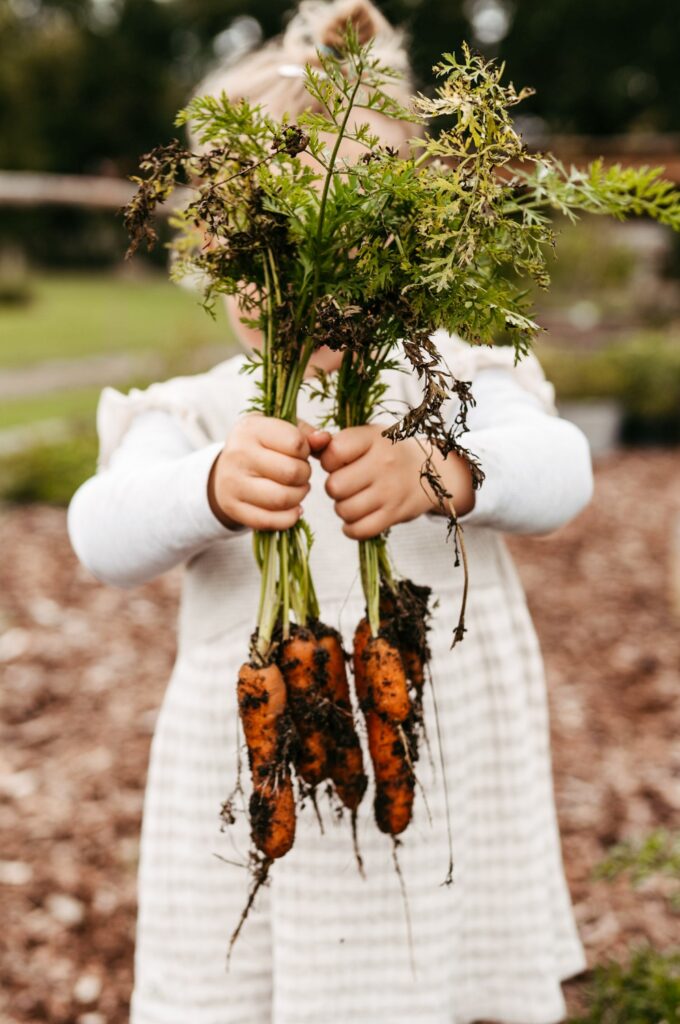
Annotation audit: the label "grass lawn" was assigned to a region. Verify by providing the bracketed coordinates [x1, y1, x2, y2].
[0, 271, 234, 368]
[0, 387, 103, 431]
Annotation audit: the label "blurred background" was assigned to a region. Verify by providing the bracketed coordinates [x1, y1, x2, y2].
[1, 2, 679, 1022]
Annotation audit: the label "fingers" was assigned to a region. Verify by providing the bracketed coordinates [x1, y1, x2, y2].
[331, 480, 391, 539]
[298, 420, 332, 456]
[324, 452, 373, 501]
[308, 431, 332, 456]
[251, 446, 311, 487]
[342, 510, 389, 541]
[228, 502, 304, 532]
[319, 426, 375, 473]
[241, 477, 310, 512]
[250, 415, 312, 459]
[333, 486, 381, 525]
[216, 415, 318, 531]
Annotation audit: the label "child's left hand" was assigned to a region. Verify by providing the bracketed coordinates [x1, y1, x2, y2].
[319, 424, 436, 539]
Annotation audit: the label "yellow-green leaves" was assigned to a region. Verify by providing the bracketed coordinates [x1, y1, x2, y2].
[125, 28, 680, 430]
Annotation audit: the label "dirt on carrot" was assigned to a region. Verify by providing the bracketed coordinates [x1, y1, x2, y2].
[353, 618, 417, 835]
[315, 625, 367, 812]
[237, 662, 296, 860]
[278, 627, 330, 788]
[361, 636, 411, 723]
[367, 715, 416, 836]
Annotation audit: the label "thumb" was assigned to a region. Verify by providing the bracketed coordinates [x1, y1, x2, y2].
[298, 419, 332, 457]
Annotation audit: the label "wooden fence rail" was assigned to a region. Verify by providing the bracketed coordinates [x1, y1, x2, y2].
[0, 136, 678, 211]
[0, 171, 189, 212]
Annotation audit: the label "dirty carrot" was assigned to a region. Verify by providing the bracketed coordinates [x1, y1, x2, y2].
[317, 627, 367, 811]
[353, 621, 415, 835]
[361, 635, 411, 723]
[366, 715, 415, 835]
[279, 627, 329, 787]
[353, 617, 372, 703]
[237, 662, 296, 860]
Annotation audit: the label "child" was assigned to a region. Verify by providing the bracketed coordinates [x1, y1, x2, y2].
[68, 3, 593, 1022]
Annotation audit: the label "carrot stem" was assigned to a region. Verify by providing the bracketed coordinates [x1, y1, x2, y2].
[281, 532, 290, 639]
[359, 539, 381, 637]
[254, 531, 280, 661]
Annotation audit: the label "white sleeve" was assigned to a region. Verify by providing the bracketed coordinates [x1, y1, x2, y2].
[67, 411, 241, 589]
[458, 368, 594, 535]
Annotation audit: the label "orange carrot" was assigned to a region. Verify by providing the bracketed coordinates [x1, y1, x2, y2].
[279, 627, 328, 787]
[377, 584, 429, 698]
[237, 662, 296, 859]
[362, 635, 411, 723]
[353, 620, 415, 834]
[365, 713, 414, 835]
[353, 617, 372, 704]
[317, 628, 367, 811]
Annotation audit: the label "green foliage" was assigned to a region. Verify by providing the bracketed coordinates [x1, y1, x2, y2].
[127, 36, 680, 428]
[595, 830, 680, 909]
[543, 216, 637, 293]
[567, 833, 680, 1024]
[567, 947, 680, 1024]
[0, 248, 34, 306]
[540, 334, 680, 420]
[495, 0, 680, 136]
[0, 0, 189, 175]
[4, 0, 680, 175]
[0, 434, 97, 505]
[613, 337, 680, 419]
[512, 159, 680, 229]
[127, 34, 680, 451]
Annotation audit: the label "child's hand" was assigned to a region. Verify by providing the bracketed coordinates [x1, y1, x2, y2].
[321, 424, 475, 540]
[319, 425, 430, 539]
[209, 415, 330, 531]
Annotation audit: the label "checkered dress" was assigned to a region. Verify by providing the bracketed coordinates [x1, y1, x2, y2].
[97, 337, 586, 1024]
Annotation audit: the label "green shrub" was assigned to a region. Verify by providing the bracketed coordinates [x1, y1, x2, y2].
[595, 829, 680, 908]
[540, 334, 680, 420]
[569, 832, 680, 1023]
[568, 948, 680, 1024]
[0, 434, 97, 505]
[0, 246, 34, 307]
[548, 217, 638, 294]
[611, 337, 680, 419]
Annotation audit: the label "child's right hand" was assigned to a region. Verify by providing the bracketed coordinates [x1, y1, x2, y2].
[208, 415, 330, 531]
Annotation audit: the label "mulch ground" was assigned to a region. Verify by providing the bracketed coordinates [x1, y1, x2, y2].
[1, 449, 679, 1024]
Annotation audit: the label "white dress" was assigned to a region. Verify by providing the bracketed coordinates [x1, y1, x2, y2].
[68, 333, 591, 1024]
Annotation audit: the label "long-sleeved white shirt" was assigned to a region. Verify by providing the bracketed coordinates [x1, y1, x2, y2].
[67, 365, 593, 589]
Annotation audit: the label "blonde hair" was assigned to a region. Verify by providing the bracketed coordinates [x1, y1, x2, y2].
[189, 0, 414, 140]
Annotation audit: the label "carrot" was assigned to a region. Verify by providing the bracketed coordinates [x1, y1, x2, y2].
[378, 587, 428, 689]
[353, 619, 415, 834]
[365, 714, 414, 835]
[237, 662, 296, 859]
[362, 635, 411, 723]
[279, 626, 329, 787]
[317, 628, 367, 811]
[353, 617, 372, 703]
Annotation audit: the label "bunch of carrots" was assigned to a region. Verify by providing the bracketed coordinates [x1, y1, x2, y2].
[124, 21, 680, 945]
[238, 620, 367, 860]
